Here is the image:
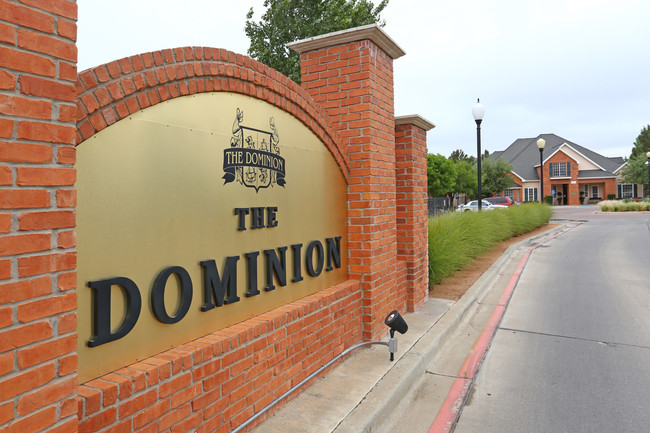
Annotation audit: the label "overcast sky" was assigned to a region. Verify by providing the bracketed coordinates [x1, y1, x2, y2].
[77, 0, 650, 159]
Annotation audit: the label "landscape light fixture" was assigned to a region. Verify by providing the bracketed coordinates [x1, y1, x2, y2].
[646, 152, 650, 198]
[537, 138, 546, 203]
[231, 310, 409, 433]
[472, 99, 485, 210]
[385, 310, 409, 361]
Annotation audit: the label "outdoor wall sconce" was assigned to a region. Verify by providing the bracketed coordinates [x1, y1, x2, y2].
[232, 310, 410, 433]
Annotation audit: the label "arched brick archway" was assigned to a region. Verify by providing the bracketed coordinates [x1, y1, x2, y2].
[75, 46, 348, 180]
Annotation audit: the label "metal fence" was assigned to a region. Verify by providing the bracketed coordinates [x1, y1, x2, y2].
[428, 196, 453, 216]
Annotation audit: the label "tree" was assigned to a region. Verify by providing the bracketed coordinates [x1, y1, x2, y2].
[427, 153, 456, 197]
[630, 124, 650, 159]
[481, 157, 514, 197]
[451, 160, 477, 198]
[621, 154, 649, 186]
[449, 149, 474, 164]
[245, 0, 388, 83]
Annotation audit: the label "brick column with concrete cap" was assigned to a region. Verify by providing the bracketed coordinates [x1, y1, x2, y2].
[289, 24, 408, 339]
[395, 115, 434, 311]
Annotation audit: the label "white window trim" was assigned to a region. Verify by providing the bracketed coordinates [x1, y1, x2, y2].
[550, 161, 570, 178]
[621, 184, 634, 199]
[591, 185, 599, 198]
[524, 187, 537, 202]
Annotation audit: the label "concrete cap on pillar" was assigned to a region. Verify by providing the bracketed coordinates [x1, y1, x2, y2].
[395, 115, 436, 131]
[287, 23, 406, 59]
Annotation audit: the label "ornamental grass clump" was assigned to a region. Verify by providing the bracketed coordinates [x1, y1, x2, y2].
[428, 203, 551, 287]
[599, 200, 650, 212]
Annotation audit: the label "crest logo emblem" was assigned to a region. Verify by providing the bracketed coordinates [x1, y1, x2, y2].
[222, 108, 286, 192]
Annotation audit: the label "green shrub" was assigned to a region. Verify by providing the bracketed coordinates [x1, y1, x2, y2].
[607, 193, 617, 200]
[428, 204, 551, 287]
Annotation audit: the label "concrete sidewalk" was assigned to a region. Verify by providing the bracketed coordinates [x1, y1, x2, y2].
[250, 224, 570, 433]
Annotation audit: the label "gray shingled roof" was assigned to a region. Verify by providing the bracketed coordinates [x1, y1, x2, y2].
[490, 133, 624, 181]
[578, 170, 617, 179]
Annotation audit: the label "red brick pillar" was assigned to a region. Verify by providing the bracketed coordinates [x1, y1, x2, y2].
[0, 1, 79, 432]
[289, 25, 407, 339]
[395, 116, 434, 311]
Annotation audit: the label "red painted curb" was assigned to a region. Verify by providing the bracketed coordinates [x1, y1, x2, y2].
[428, 227, 574, 433]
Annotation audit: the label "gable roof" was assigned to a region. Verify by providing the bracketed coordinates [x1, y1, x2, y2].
[490, 133, 623, 181]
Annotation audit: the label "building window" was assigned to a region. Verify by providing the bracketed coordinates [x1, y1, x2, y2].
[504, 189, 514, 198]
[621, 184, 634, 199]
[550, 162, 570, 178]
[591, 185, 599, 198]
[524, 187, 537, 202]
[584, 184, 589, 197]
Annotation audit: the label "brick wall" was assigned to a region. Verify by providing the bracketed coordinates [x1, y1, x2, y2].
[76, 281, 361, 433]
[1, 17, 430, 432]
[290, 26, 410, 340]
[74, 46, 362, 433]
[545, 151, 578, 204]
[395, 117, 432, 311]
[0, 1, 79, 432]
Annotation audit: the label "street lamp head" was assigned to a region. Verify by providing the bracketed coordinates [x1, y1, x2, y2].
[537, 138, 546, 150]
[472, 99, 485, 122]
[646, 151, 650, 158]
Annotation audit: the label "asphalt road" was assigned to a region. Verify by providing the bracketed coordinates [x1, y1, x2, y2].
[453, 207, 650, 432]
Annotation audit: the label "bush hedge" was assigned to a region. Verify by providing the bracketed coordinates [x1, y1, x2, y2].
[428, 203, 552, 287]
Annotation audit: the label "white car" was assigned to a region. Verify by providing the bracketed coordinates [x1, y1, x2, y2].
[457, 200, 508, 212]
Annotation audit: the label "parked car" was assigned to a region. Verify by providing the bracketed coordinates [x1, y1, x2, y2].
[484, 196, 515, 207]
[457, 200, 508, 212]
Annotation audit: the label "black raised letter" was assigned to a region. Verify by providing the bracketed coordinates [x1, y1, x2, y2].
[251, 207, 265, 229]
[200, 257, 240, 311]
[263, 246, 287, 291]
[325, 236, 342, 271]
[234, 208, 249, 231]
[87, 277, 141, 347]
[267, 206, 278, 227]
[151, 266, 193, 324]
[245, 251, 260, 297]
[291, 243, 303, 283]
[306, 240, 324, 277]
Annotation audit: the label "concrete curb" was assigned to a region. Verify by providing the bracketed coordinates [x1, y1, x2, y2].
[333, 224, 569, 433]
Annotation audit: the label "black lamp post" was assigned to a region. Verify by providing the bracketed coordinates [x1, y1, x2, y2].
[646, 151, 650, 198]
[472, 99, 485, 210]
[537, 138, 546, 203]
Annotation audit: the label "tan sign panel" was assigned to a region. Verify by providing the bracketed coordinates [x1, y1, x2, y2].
[76, 93, 347, 382]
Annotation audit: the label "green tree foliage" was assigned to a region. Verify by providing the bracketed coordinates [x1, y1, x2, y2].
[481, 157, 514, 197]
[245, 0, 388, 83]
[427, 153, 456, 197]
[630, 124, 650, 159]
[451, 160, 477, 197]
[621, 153, 649, 185]
[449, 149, 474, 164]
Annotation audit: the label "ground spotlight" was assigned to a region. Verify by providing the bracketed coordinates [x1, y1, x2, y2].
[233, 310, 411, 431]
[385, 310, 408, 334]
[385, 310, 408, 361]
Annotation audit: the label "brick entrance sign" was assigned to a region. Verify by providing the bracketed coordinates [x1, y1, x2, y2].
[1, 3, 433, 431]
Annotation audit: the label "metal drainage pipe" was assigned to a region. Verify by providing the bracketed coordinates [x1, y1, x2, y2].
[231, 340, 391, 433]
